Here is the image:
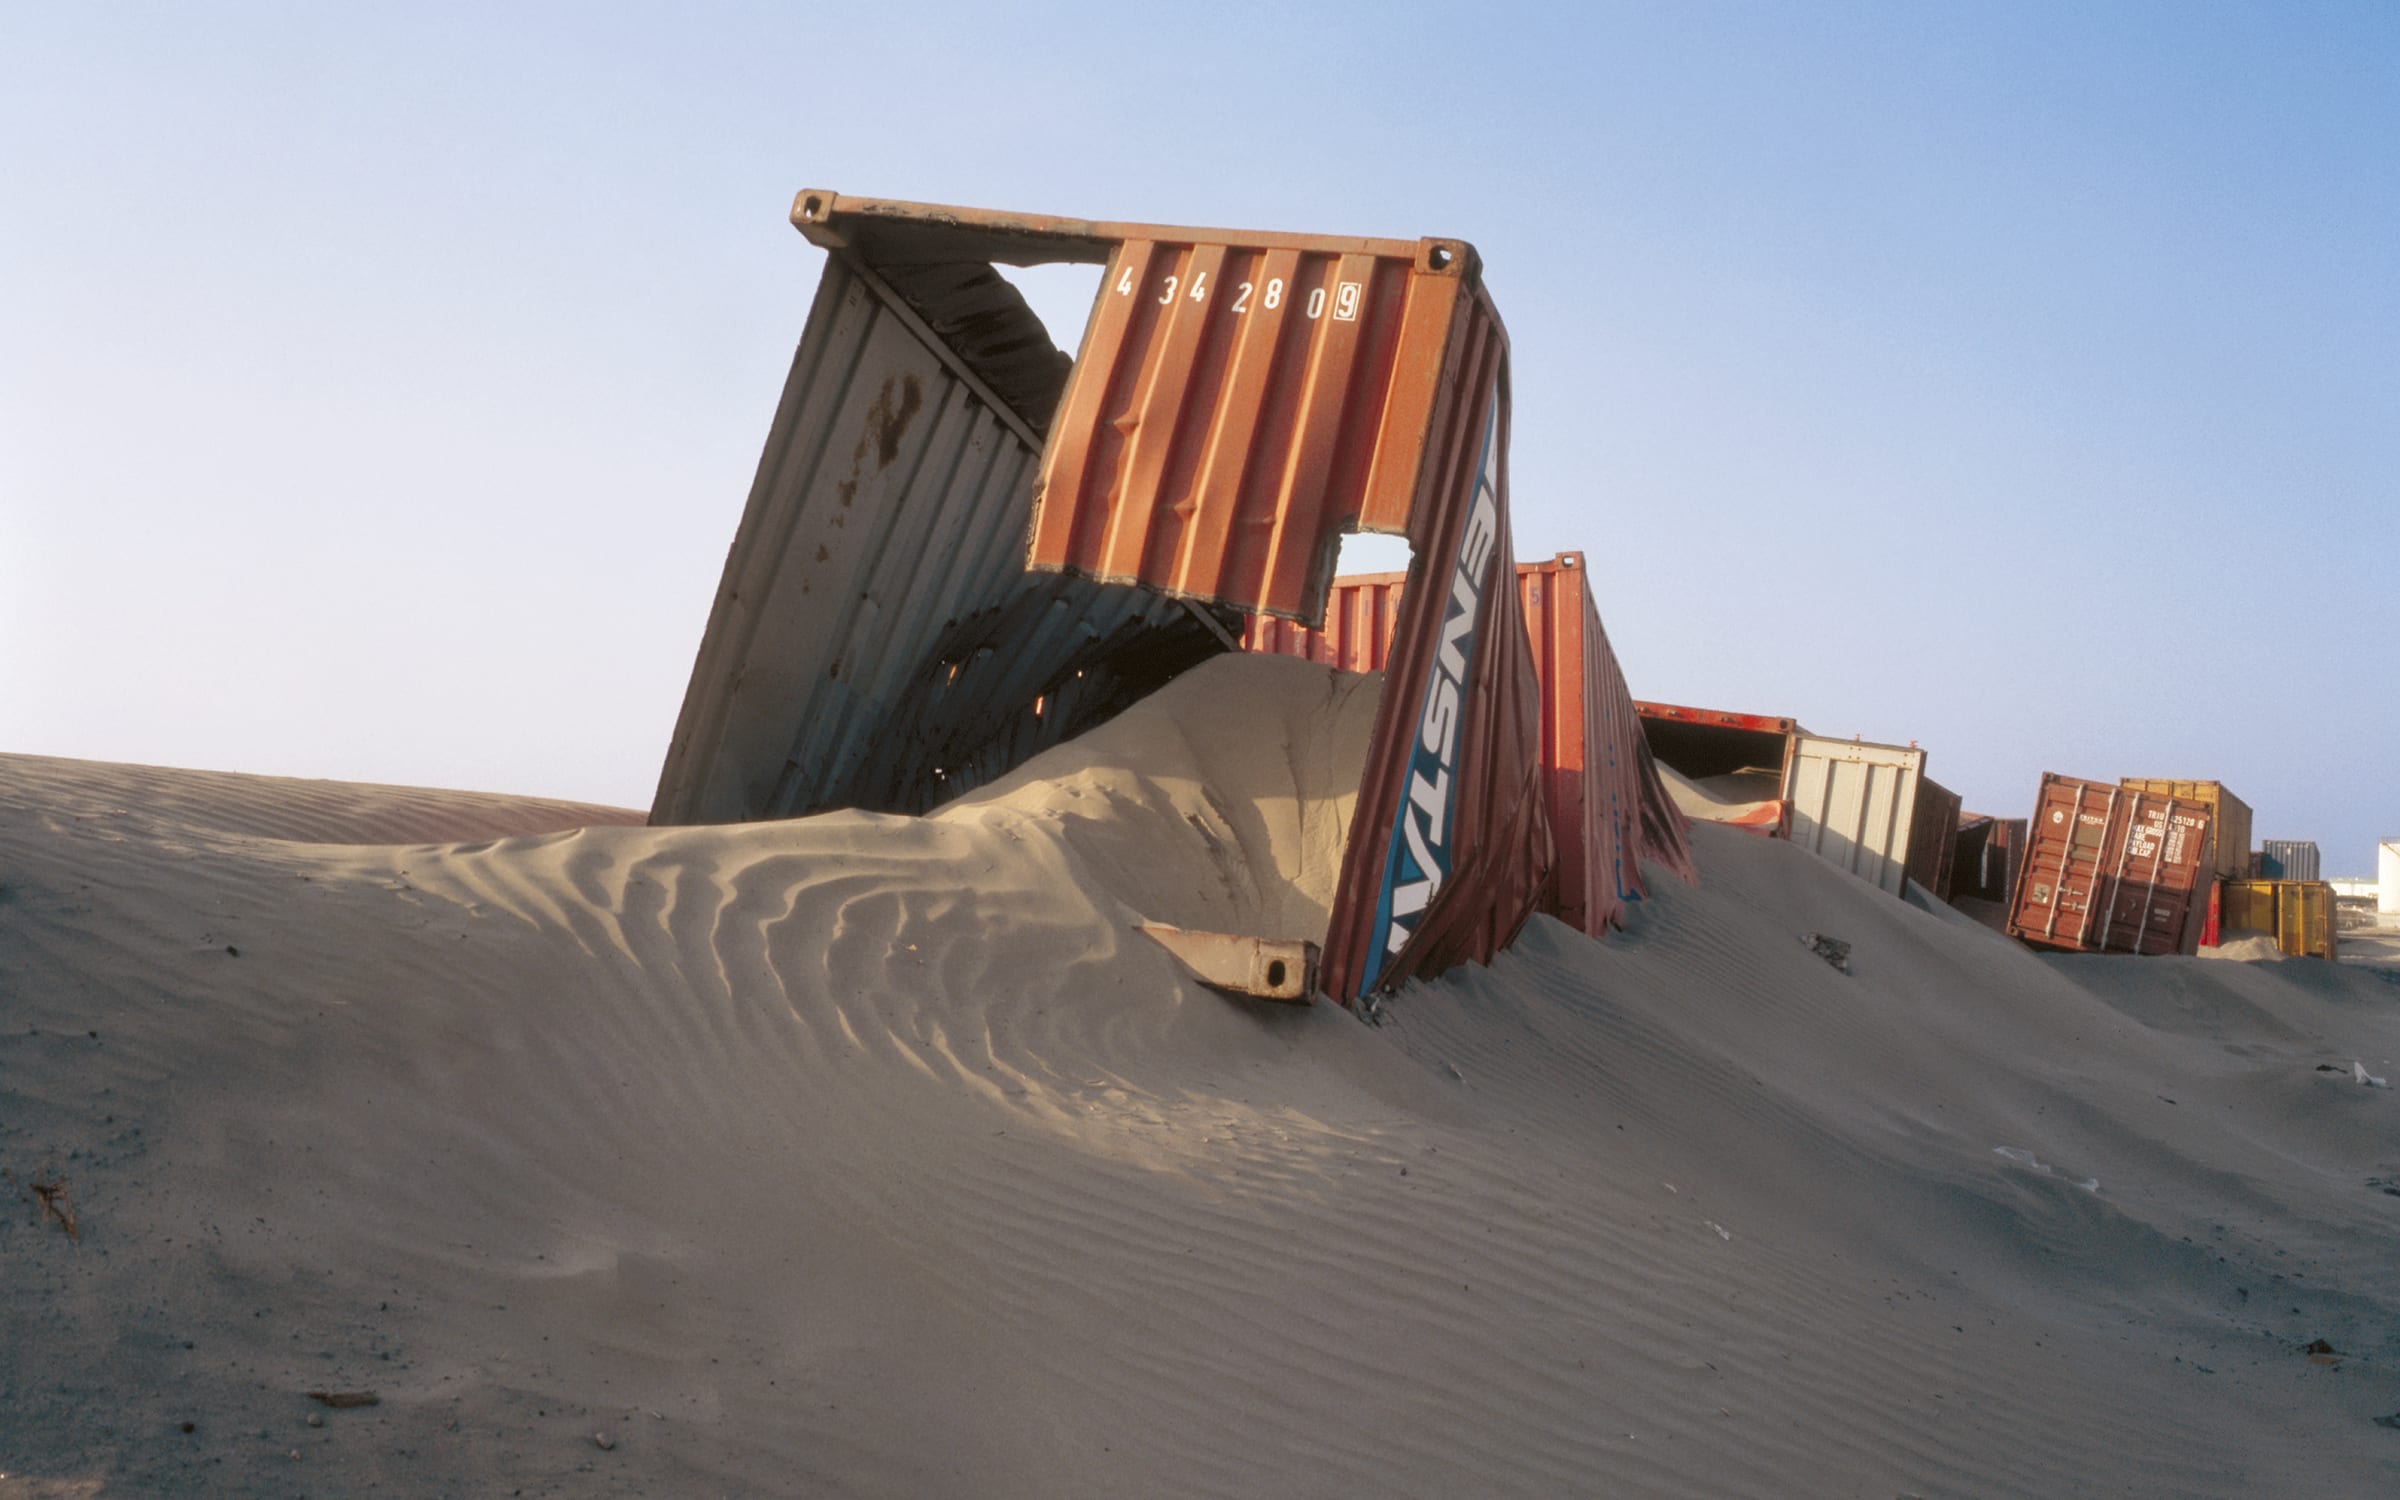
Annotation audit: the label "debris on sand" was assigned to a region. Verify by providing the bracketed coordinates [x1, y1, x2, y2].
[1800, 933, 1851, 973]
[306, 1390, 381, 1409]
[29, 1173, 78, 1241]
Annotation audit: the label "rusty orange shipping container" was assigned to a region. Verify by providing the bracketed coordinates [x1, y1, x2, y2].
[2007, 774, 2215, 956]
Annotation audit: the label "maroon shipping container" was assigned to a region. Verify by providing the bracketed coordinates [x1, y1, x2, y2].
[2006, 774, 2216, 956]
[1951, 814, 2026, 904]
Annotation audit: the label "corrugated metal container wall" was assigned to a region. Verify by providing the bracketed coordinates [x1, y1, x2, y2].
[1316, 284, 1552, 1001]
[1950, 814, 2025, 904]
[1514, 555, 1697, 935]
[1241, 556, 1697, 941]
[650, 247, 1225, 825]
[2219, 879, 2340, 959]
[2218, 878, 2275, 937]
[2283, 881, 2339, 959]
[1907, 776, 1962, 901]
[1032, 233, 1472, 619]
[1993, 818, 2027, 910]
[1951, 816, 1998, 900]
[2259, 840, 2322, 882]
[1784, 736, 1928, 897]
[1241, 571, 1405, 671]
[2006, 774, 2215, 955]
[2121, 779, 2253, 880]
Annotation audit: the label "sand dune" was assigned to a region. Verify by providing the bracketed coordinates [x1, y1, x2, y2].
[4, 657, 2397, 1497]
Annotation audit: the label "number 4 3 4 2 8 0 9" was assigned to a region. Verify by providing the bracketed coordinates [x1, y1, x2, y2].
[1117, 265, 1363, 322]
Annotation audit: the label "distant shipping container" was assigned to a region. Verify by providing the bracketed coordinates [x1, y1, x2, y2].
[2121, 779, 2253, 881]
[1907, 776, 1963, 902]
[2258, 840, 2321, 882]
[2006, 774, 2215, 956]
[2218, 879, 2340, 960]
[1950, 814, 2026, 904]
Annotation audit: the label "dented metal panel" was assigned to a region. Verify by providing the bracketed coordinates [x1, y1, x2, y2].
[652, 215, 1225, 826]
[1242, 571, 1406, 671]
[1033, 237, 1472, 622]
[1243, 552, 1696, 953]
[1515, 555, 1697, 934]
[2007, 773, 2214, 955]
[1318, 305, 1542, 1001]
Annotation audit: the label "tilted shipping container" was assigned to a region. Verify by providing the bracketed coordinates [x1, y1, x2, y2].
[1785, 736, 1933, 899]
[2006, 774, 2215, 956]
[2121, 779, 2252, 881]
[653, 190, 1690, 1008]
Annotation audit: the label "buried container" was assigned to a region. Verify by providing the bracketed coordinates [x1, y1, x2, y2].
[1634, 702, 1798, 837]
[1784, 735, 1945, 900]
[1632, 703, 1958, 899]
[650, 189, 1690, 1008]
[2006, 774, 2215, 956]
[2217, 879, 2340, 960]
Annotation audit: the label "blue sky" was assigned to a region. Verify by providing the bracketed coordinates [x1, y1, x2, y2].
[4, 3, 2393, 867]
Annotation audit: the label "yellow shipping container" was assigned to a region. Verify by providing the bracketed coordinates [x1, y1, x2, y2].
[2217, 879, 2339, 960]
[2122, 779, 2253, 880]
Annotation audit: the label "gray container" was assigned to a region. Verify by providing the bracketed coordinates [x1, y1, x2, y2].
[2259, 839, 2321, 882]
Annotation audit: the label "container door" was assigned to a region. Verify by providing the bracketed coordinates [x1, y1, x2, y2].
[2011, 779, 2125, 950]
[1784, 736, 1926, 897]
[2089, 793, 2207, 956]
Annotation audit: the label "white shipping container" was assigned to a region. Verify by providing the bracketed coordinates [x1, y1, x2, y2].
[2380, 840, 2400, 916]
[1784, 736, 1929, 898]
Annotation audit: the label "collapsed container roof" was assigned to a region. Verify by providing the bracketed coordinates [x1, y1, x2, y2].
[652, 189, 1688, 1004]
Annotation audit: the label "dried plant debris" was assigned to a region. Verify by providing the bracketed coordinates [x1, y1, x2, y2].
[28, 1172, 79, 1241]
[307, 1390, 382, 1409]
